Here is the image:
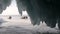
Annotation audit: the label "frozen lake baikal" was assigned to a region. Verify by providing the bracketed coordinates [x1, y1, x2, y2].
[0, 15, 59, 34]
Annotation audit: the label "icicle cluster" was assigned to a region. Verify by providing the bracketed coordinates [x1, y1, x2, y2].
[16, 0, 60, 29]
[0, 0, 60, 29]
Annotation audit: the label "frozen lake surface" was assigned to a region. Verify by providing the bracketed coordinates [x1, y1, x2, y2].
[0, 15, 60, 34]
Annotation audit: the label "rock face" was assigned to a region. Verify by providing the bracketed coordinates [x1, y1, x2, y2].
[16, 0, 60, 29]
[0, 0, 11, 14]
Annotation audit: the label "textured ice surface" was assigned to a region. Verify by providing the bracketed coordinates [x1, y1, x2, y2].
[0, 16, 59, 34]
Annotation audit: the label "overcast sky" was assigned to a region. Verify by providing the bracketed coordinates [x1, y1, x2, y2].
[2, 0, 20, 15]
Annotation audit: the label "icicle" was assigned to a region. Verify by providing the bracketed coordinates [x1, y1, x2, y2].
[0, 0, 11, 14]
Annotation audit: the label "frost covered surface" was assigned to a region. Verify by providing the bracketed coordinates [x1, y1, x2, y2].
[0, 16, 59, 34]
